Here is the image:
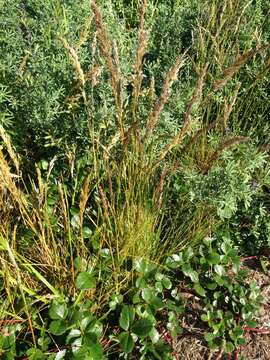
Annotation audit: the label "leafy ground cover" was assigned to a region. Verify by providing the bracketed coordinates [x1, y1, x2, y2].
[0, 0, 270, 359]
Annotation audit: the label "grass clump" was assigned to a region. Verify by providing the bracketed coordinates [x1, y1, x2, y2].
[0, 0, 270, 359]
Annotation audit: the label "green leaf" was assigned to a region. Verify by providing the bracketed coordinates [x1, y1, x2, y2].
[150, 296, 164, 310]
[206, 282, 217, 290]
[236, 337, 246, 346]
[149, 327, 160, 344]
[132, 291, 141, 304]
[204, 332, 216, 342]
[141, 288, 154, 303]
[40, 160, 49, 170]
[119, 332, 135, 353]
[136, 277, 146, 288]
[155, 281, 163, 292]
[82, 227, 92, 238]
[207, 252, 221, 265]
[131, 319, 153, 337]
[75, 272, 96, 290]
[83, 333, 98, 347]
[49, 320, 66, 336]
[165, 255, 180, 269]
[201, 313, 209, 322]
[109, 294, 123, 310]
[162, 277, 172, 290]
[214, 264, 225, 276]
[0, 235, 8, 251]
[245, 320, 257, 327]
[88, 321, 103, 338]
[224, 341, 235, 353]
[26, 348, 45, 360]
[134, 258, 147, 273]
[194, 283, 206, 297]
[66, 329, 81, 343]
[73, 344, 104, 360]
[54, 350, 67, 360]
[182, 264, 199, 283]
[119, 306, 135, 331]
[49, 302, 68, 320]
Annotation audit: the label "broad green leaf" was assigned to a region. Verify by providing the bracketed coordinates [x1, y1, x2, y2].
[141, 288, 154, 303]
[207, 252, 220, 265]
[162, 277, 172, 290]
[75, 272, 96, 290]
[134, 258, 147, 273]
[155, 281, 163, 292]
[201, 313, 209, 322]
[49, 302, 68, 320]
[149, 327, 160, 344]
[194, 283, 206, 297]
[214, 264, 225, 276]
[131, 319, 153, 337]
[206, 282, 217, 290]
[82, 227, 92, 238]
[73, 344, 104, 360]
[150, 296, 164, 310]
[89, 322, 103, 338]
[236, 337, 246, 346]
[245, 320, 257, 327]
[109, 294, 123, 310]
[66, 329, 81, 344]
[49, 320, 66, 336]
[132, 291, 141, 304]
[182, 264, 199, 283]
[83, 332, 98, 346]
[165, 255, 180, 269]
[40, 160, 49, 170]
[224, 341, 235, 353]
[55, 350, 67, 360]
[119, 305, 135, 331]
[119, 332, 135, 353]
[204, 332, 216, 342]
[26, 348, 45, 360]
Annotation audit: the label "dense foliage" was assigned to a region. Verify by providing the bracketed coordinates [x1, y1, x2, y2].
[0, 0, 270, 359]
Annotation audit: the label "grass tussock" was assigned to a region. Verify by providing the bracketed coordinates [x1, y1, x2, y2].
[0, 0, 270, 358]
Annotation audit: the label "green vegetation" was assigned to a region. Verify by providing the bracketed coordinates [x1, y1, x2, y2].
[0, 0, 270, 359]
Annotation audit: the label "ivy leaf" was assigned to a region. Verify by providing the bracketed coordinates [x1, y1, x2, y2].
[131, 319, 153, 337]
[119, 332, 135, 353]
[119, 306, 135, 331]
[75, 272, 96, 290]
